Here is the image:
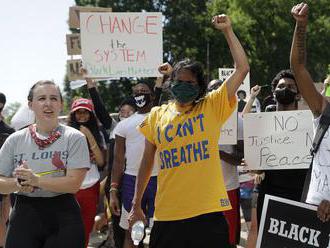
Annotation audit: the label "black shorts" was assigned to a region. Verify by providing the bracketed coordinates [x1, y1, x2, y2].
[5, 194, 85, 248]
[149, 212, 230, 248]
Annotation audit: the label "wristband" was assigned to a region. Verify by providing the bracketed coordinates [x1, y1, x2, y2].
[109, 187, 118, 193]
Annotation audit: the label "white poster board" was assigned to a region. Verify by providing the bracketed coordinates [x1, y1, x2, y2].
[80, 12, 163, 78]
[243, 110, 313, 170]
[218, 68, 250, 144]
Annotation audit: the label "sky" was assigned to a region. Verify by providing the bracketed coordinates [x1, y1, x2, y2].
[0, 0, 75, 109]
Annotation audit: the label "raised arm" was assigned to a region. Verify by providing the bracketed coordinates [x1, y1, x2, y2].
[82, 68, 113, 129]
[290, 3, 326, 117]
[212, 14, 249, 99]
[153, 63, 173, 106]
[241, 85, 261, 117]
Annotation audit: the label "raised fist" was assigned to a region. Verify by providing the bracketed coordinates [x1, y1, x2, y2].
[250, 85, 261, 98]
[158, 62, 173, 76]
[291, 2, 309, 23]
[212, 14, 231, 31]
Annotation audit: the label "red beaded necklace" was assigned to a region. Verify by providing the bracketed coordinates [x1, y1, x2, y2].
[29, 125, 61, 150]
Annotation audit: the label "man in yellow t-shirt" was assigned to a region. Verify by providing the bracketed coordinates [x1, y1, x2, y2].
[129, 14, 249, 248]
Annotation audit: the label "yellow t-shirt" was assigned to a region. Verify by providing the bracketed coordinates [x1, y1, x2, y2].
[138, 82, 237, 221]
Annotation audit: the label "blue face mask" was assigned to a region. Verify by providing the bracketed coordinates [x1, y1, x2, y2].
[169, 80, 200, 104]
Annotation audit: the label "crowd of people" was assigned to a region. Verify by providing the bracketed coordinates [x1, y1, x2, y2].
[0, 3, 329, 248]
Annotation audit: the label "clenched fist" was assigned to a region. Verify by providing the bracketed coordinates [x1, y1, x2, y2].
[212, 14, 231, 32]
[291, 2, 309, 23]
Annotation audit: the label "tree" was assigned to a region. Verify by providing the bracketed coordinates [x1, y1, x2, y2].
[69, 0, 330, 108]
[208, 0, 330, 93]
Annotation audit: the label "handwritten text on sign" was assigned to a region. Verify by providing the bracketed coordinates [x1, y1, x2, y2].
[80, 12, 163, 78]
[218, 68, 250, 145]
[244, 110, 313, 170]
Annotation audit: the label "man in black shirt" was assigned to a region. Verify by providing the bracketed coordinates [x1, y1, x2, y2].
[256, 70, 308, 226]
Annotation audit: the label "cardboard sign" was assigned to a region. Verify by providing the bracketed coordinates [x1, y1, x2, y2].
[218, 68, 250, 144]
[66, 34, 81, 55]
[80, 12, 163, 78]
[257, 195, 330, 248]
[244, 110, 313, 170]
[67, 59, 83, 81]
[219, 111, 238, 145]
[69, 6, 112, 29]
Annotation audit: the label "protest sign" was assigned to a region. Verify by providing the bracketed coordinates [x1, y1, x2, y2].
[69, 6, 112, 29]
[80, 12, 163, 78]
[67, 59, 83, 81]
[257, 195, 330, 248]
[66, 34, 81, 55]
[219, 111, 237, 145]
[244, 110, 313, 170]
[218, 68, 250, 144]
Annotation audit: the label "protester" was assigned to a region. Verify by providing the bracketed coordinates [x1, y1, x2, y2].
[110, 82, 159, 248]
[68, 97, 106, 247]
[237, 89, 247, 112]
[128, 14, 249, 248]
[255, 70, 308, 225]
[290, 2, 330, 222]
[0, 80, 90, 248]
[106, 98, 136, 248]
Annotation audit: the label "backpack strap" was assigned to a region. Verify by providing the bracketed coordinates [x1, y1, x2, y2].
[301, 101, 330, 202]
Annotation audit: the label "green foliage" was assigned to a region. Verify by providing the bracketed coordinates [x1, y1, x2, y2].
[209, 0, 330, 96]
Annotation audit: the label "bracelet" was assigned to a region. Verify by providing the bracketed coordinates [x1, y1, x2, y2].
[109, 187, 118, 193]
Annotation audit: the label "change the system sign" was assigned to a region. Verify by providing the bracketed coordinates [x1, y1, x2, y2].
[257, 195, 330, 248]
[80, 12, 163, 78]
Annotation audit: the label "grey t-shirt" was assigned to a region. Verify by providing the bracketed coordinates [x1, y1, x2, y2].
[0, 124, 90, 197]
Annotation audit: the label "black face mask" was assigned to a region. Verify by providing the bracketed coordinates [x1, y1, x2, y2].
[134, 93, 151, 109]
[274, 88, 297, 105]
